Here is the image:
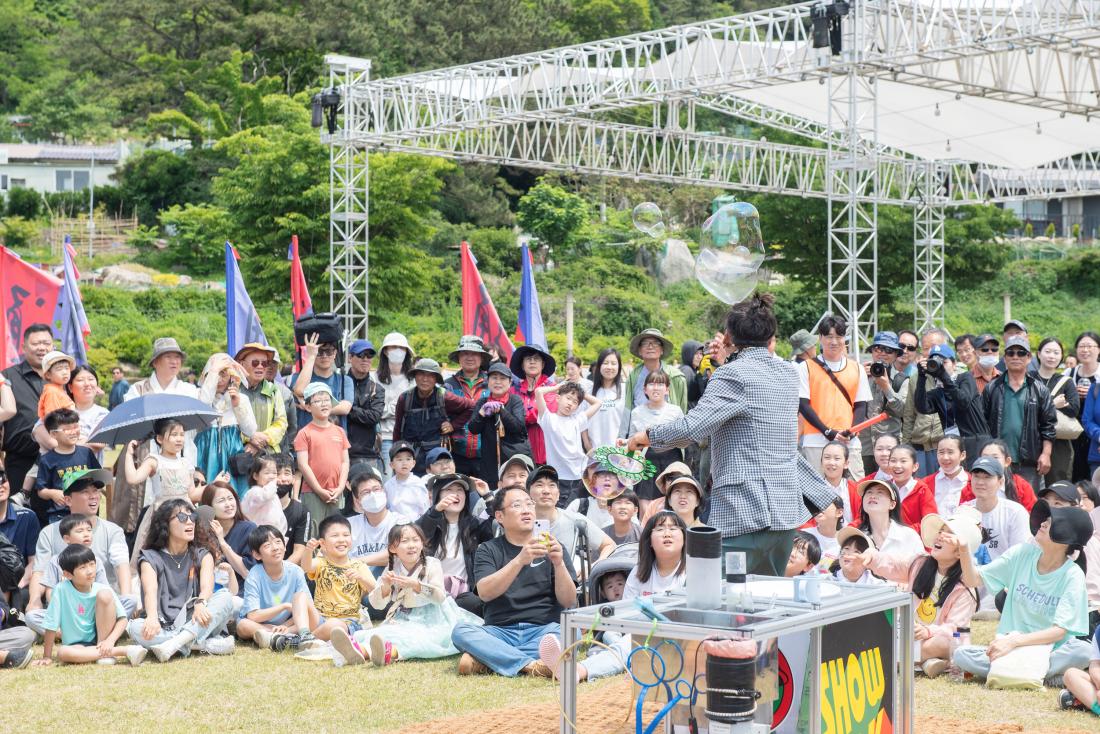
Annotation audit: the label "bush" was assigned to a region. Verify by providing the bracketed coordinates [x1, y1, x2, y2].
[0, 216, 40, 249]
[5, 187, 42, 219]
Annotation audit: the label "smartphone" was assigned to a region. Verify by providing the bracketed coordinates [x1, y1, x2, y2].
[534, 519, 550, 536]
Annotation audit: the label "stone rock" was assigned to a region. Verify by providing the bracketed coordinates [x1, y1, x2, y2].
[100, 265, 153, 290]
[658, 238, 696, 286]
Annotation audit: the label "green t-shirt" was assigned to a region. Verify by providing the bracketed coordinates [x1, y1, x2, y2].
[999, 382, 1027, 462]
[980, 543, 1088, 646]
[42, 580, 126, 645]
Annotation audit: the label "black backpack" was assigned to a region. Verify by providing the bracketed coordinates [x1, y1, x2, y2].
[0, 532, 26, 593]
[294, 312, 343, 347]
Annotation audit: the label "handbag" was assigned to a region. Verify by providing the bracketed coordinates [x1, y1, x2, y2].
[227, 451, 254, 477]
[986, 639, 1052, 690]
[1050, 376, 1084, 440]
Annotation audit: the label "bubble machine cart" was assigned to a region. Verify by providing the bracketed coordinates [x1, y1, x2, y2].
[558, 576, 914, 734]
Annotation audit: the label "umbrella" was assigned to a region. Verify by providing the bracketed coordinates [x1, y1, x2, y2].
[88, 394, 221, 446]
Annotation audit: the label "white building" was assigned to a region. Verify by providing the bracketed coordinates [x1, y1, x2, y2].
[0, 142, 128, 194]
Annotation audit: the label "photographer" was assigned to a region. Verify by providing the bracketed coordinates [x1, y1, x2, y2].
[902, 329, 950, 476]
[862, 332, 905, 475]
[913, 344, 990, 468]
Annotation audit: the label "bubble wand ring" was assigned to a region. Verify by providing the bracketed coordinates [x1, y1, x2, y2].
[592, 445, 657, 484]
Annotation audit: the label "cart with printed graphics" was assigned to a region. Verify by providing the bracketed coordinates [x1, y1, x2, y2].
[559, 576, 914, 734]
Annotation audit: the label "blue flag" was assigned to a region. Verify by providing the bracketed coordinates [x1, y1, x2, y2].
[515, 243, 545, 348]
[225, 242, 267, 356]
[53, 236, 90, 365]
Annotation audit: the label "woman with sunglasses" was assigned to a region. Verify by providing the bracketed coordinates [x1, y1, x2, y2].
[234, 344, 289, 460]
[128, 499, 236, 661]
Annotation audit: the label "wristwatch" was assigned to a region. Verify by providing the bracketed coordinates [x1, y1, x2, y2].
[824, 428, 838, 440]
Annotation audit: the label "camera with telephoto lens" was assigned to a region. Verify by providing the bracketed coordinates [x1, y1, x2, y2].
[925, 354, 947, 377]
[869, 361, 887, 378]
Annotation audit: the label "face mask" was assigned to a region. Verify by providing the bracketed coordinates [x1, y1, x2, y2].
[386, 348, 406, 364]
[361, 492, 387, 513]
[276, 482, 294, 499]
[978, 355, 999, 369]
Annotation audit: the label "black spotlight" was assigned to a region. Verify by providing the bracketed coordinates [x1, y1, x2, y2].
[810, 1, 850, 56]
[310, 88, 342, 134]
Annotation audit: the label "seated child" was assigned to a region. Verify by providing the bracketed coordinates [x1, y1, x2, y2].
[302, 515, 375, 641]
[34, 544, 146, 667]
[1060, 627, 1100, 716]
[237, 525, 321, 651]
[954, 500, 1093, 689]
[807, 497, 843, 570]
[785, 532, 821, 577]
[385, 441, 429, 520]
[330, 523, 479, 666]
[602, 491, 641, 546]
[832, 528, 883, 585]
[25, 514, 108, 635]
[861, 508, 981, 678]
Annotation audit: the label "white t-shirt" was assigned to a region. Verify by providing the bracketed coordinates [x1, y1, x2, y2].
[932, 469, 968, 517]
[623, 565, 685, 599]
[963, 498, 1030, 561]
[538, 410, 590, 480]
[874, 521, 926, 558]
[796, 357, 872, 450]
[833, 568, 885, 586]
[806, 527, 840, 569]
[565, 497, 614, 530]
[436, 522, 466, 580]
[628, 402, 684, 435]
[349, 510, 410, 559]
[384, 473, 429, 520]
[586, 386, 624, 449]
[77, 404, 110, 463]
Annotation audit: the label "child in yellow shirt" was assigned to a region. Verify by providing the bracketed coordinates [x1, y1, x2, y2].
[302, 515, 375, 641]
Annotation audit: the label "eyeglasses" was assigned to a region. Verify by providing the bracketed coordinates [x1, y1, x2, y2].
[351, 352, 372, 359]
[1077, 343, 1098, 351]
[900, 344, 918, 352]
[0, 472, 6, 484]
[507, 501, 536, 511]
[978, 346, 999, 353]
[652, 525, 684, 535]
[175, 511, 198, 524]
[317, 347, 337, 357]
[247, 359, 271, 368]
[1005, 349, 1029, 358]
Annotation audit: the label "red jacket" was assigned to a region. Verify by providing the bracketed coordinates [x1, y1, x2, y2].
[896, 478, 938, 533]
[958, 473, 1037, 512]
[802, 478, 860, 529]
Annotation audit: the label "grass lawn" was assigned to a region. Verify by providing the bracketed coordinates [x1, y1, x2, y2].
[2, 621, 1096, 733]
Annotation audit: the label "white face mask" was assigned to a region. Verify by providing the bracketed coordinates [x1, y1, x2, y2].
[386, 348, 407, 364]
[361, 491, 387, 514]
[978, 355, 999, 369]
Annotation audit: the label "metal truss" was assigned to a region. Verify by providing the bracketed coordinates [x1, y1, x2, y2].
[914, 162, 948, 333]
[324, 0, 1100, 346]
[326, 55, 372, 340]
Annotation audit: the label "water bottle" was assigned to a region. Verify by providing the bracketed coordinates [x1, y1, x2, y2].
[947, 631, 963, 681]
[214, 566, 230, 589]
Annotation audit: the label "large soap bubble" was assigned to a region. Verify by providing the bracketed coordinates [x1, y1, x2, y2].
[695, 201, 766, 304]
[632, 202, 666, 238]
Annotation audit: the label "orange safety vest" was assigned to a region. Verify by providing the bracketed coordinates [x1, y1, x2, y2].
[805, 358, 860, 436]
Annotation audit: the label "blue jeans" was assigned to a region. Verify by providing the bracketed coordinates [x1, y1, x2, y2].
[380, 440, 394, 479]
[916, 449, 939, 478]
[953, 638, 1092, 682]
[126, 589, 235, 654]
[451, 621, 560, 677]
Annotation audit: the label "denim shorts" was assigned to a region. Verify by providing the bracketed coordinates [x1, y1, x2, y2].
[318, 616, 363, 635]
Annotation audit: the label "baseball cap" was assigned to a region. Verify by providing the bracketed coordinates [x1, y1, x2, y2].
[870, 331, 901, 351]
[526, 464, 559, 488]
[1003, 319, 1027, 334]
[303, 382, 334, 401]
[971, 334, 1000, 350]
[1040, 481, 1079, 505]
[388, 440, 415, 460]
[61, 468, 112, 494]
[928, 344, 956, 360]
[1029, 499, 1092, 547]
[487, 362, 512, 378]
[425, 446, 453, 466]
[969, 456, 1004, 478]
[350, 464, 384, 487]
[348, 339, 376, 357]
[498, 454, 535, 480]
[1003, 336, 1031, 354]
[855, 478, 898, 502]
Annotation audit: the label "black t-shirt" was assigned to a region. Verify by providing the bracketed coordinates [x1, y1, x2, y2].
[225, 520, 258, 587]
[473, 535, 577, 627]
[282, 499, 309, 559]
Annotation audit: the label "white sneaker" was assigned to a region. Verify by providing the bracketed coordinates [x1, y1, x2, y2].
[252, 627, 274, 650]
[95, 656, 117, 666]
[126, 646, 148, 667]
[197, 636, 235, 656]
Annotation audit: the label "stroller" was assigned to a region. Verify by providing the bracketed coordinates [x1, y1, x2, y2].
[586, 541, 639, 607]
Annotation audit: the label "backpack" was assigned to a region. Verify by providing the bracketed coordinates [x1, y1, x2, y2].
[0, 532, 26, 593]
[293, 312, 343, 347]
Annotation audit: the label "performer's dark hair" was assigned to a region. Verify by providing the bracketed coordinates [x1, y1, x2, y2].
[726, 293, 777, 348]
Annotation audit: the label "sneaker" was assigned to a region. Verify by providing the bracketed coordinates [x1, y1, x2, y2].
[369, 636, 398, 667]
[197, 636, 235, 656]
[0, 648, 32, 669]
[921, 658, 948, 679]
[458, 653, 490, 676]
[95, 656, 117, 666]
[125, 646, 148, 667]
[297, 631, 324, 650]
[252, 628, 275, 651]
[523, 659, 554, 678]
[538, 634, 563, 679]
[1059, 689, 1086, 711]
[331, 628, 365, 666]
[1044, 674, 1064, 688]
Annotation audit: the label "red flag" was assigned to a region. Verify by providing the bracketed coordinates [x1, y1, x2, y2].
[289, 235, 313, 320]
[1, 246, 63, 368]
[461, 241, 514, 360]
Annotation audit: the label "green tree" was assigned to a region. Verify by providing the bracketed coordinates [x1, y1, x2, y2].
[156, 203, 234, 275]
[567, 0, 652, 41]
[114, 149, 215, 225]
[16, 72, 118, 142]
[517, 182, 590, 253]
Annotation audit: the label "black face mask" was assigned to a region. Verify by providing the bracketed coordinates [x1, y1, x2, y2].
[276, 483, 294, 499]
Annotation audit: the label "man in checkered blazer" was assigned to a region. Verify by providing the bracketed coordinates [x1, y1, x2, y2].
[628, 294, 836, 575]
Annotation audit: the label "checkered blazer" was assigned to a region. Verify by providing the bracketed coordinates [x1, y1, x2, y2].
[649, 347, 836, 537]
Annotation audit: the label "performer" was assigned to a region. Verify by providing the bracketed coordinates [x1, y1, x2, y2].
[627, 294, 834, 575]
